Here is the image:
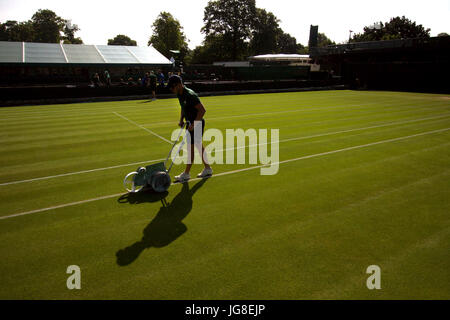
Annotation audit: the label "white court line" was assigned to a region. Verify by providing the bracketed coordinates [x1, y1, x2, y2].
[274, 113, 450, 144]
[211, 127, 450, 178]
[1, 91, 446, 121]
[3, 94, 446, 126]
[0, 127, 449, 221]
[0, 92, 422, 122]
[0, 158, 166, 186]
[0, 91, 363, 118]
[139, 101, 399, 126]
[140, 100, 449, 127]
[113, 112, 172, 144]
[0, 101, 370, 123]
[0, 193, 126, 220]
[1, 113, 449, 187]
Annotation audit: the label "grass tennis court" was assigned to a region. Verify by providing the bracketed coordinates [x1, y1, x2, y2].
[0, 90, 449, 299]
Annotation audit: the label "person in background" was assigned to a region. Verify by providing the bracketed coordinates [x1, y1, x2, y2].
[142, 72, 150, 87]
[149, 71, 157, 101]
[128, 77, 136, 86]
[104, 70, 111, 87]
[157, 70, 165, 87]
[119, 78, 127, 86]
[92, 73, 101, 88]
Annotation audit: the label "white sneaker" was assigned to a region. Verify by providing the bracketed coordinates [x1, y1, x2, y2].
[197, 167, 213, 178]
[174, 172, 190, 182]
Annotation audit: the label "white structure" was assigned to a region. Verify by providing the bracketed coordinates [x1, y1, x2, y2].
[213, 61, 251, 67]
[249, 54, 311, 66]
[0, 41, 172, 65]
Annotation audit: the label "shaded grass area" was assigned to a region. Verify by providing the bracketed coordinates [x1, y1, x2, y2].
[0, 90, 449, 299]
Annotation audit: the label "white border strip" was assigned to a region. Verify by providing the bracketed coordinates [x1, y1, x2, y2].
[93, 45, 107, 63]
[0, 193, 125, 220]
[60, 43, 69, 63]
[124, 46, 140, 63]
[0, 127, 448, 221]
[211, 127, 450, 178]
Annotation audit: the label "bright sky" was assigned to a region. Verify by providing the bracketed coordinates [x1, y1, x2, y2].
[0, 0, 449, 49]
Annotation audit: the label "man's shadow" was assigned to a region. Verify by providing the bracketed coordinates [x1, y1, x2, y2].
[116, 178, 208, 266]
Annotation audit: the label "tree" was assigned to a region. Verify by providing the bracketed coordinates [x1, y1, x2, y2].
[317, 33, 335, 47]
[249, 8, 300, 55]
[277, 32, 298, 53]
[0, 20, 35, 42]
[190, 34, 238, 64]
[148, 12, 190, 64]
[108, 34, 137, 46]
[62, 21, 83, 44]
[202, 0, 257, 60]
[249, 8, 281, 55]
[194, 1, 307, 63]
[0, 10, 82, 43]
[296, 43, 308, 54]
[31, 9, 66, 43]
[351, 16, 430, 42]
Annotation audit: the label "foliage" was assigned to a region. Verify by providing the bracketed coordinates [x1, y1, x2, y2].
[249, 8, 298, 54]
[0, 9, 82, 43]
[0, 20, 34, 42]
[277, 32, 298, 53]
[191, 0, 319, 63]
[201, 0, 256, 60]
[249, 8, 280, 55]
[350, 16, 430, 43]
[107, 34, 137, 46]
[31, 9, 66, 43]
[62, 21, 83, 44]
[317, 33, 335, 47]
[190, 34, 243, 64]
[296, 43, 308, 55]
[148, 12, 190, 65]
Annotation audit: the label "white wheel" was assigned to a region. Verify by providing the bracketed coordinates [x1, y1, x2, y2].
[123, 171, 143, 193]
[151, 171, 172, 192]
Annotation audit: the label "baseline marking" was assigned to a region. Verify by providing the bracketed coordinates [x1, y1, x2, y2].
[0, 127, 448, 221]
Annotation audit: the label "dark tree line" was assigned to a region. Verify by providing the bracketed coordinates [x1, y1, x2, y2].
[108, 35, 137, 46]
[190, 0, 307, 64]
[350, 16, 431, 42]
[0, 9, 82, 44]
[174, 0, 338, 64]
[1, 4, 436, 67]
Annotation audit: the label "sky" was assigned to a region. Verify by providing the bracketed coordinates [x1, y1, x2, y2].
[0, 0, 449, 49]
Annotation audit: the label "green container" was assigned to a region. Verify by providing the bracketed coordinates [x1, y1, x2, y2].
[134, 162, 167, 187]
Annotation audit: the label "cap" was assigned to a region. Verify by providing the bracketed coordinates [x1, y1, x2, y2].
[167, 75, 182, 89]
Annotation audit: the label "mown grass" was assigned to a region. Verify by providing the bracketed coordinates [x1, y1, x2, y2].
[0, 90, 449, 299]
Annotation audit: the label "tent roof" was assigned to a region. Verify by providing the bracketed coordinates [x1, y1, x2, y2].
[0, 41, 172, 66]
